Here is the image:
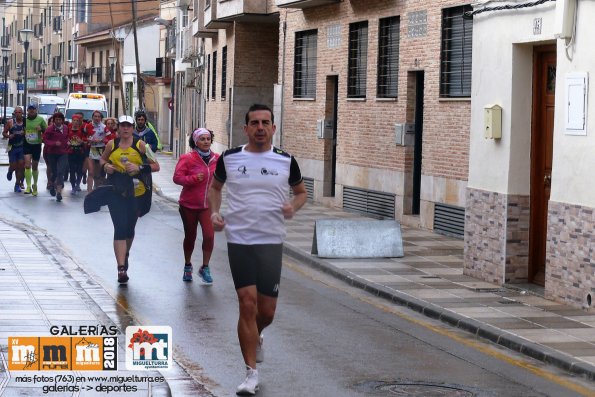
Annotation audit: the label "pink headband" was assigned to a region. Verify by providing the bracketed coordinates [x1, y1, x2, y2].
[192, 128, 211, 143]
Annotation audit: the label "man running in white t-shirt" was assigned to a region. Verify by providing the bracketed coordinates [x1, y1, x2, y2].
[209, 104, 307, 395]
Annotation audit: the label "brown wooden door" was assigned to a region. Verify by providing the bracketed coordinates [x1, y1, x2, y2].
[529, 46, 556, 285]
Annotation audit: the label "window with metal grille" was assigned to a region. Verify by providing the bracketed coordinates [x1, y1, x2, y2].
[440, 5, 473, 98]
[206, 54, 210, 100]
[377, 16, 399, 98]
[212, 51, 217, 100]
[221, 46, 227, 100]
[347, 21, 368, 98]
[293, 29, 317, 99]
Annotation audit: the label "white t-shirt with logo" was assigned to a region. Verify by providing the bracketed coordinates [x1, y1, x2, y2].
[214, 145, 303, 244]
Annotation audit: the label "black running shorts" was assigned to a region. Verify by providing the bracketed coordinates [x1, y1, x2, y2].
[23, 142, 42, 162]
[227, 243, 283, 298]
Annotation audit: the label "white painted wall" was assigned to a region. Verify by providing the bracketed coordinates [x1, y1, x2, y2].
[122, 25, 160, 72]
[550, 2, 595, 207]
[468, 3, 556, 195]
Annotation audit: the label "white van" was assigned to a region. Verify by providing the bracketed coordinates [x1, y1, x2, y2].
[29, 95, 66, 121]
[64, 93, 108, 121]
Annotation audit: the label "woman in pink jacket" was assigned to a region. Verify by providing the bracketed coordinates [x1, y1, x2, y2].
[173, 128, 219, 283]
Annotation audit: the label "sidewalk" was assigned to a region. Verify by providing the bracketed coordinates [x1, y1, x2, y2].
[154, 150, 595, 381]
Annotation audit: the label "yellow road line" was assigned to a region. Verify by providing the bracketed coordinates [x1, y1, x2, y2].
[285, 260, 595, 396]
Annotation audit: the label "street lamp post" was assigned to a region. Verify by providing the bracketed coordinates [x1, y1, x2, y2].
[1, 47, 9, 124]
[16, 68, 21, 107]
[18, 28, 33, 107]
[108, 55, 116, 116]
[68, 59, 76, 94]
[41, 63, 47, 93]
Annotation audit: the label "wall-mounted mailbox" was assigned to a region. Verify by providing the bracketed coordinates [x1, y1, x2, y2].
[484, 104, 502, 139]
[395, 123, 415, 146]
[316, 119, 334, 139]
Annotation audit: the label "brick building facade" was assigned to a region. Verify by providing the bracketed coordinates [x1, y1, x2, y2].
[278, 0, 471, 232]
[196, 0, 472, 232]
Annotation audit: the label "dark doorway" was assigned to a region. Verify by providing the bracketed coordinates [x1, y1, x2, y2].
[412, 72, 425, 215]
[529, 45, 556, 286]
[323, 75, 338, 197]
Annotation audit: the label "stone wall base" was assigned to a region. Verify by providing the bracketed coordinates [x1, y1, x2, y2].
[546, 201, 595, 308]
[464, 188, 530, 285]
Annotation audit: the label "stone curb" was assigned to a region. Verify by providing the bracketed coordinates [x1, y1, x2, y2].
[281, 241, 595, 381]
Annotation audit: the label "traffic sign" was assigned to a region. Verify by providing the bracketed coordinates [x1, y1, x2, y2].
[0, 83, 6, 90]
[17, 83, 24, 91]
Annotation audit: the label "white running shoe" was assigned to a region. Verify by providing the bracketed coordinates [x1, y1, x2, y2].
[236, 366, 259, 395]
[255, 334, 264, 363]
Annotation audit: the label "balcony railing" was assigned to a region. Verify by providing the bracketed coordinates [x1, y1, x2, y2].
[182, 29, 198, 62]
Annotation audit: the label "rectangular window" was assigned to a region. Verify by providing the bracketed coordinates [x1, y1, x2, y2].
[221, 46, 227, 100]
[293, 29, 317, 99]
[212, 51, 217, 100]
[347, 21, 368, 98]
[206, 54, 210, 100]
[77, 0, 87, 23]
[440, 5, 473, 98]
[377, 16, 399, 98]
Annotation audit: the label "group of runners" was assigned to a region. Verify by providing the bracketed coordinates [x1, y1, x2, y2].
[3, 102, 308, 395]
[2, 105, 158, 202]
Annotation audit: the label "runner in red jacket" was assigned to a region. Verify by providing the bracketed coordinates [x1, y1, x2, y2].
[42, 112, 70, 201]
[173, 128, 219, 283]
[67, 114, 92, 194]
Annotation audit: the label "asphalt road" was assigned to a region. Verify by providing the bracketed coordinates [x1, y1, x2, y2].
[0, 173, 593, 397]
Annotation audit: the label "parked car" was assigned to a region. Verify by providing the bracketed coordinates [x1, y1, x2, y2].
[1, 106, 16, 126]
[29, 95, 66, 122]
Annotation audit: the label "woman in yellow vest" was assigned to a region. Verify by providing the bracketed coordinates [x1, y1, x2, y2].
[100, 115, 160, 284]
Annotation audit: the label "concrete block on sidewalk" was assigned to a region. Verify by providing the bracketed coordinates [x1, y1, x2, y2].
[311, 219, 404, 258]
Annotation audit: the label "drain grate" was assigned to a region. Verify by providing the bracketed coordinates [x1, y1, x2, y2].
[355, 381, 479, 396]
[378, 383, 475, 396]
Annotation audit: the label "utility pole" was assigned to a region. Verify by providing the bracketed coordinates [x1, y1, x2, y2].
[108, 0, 126, 116]
[130, 0, 143, 110]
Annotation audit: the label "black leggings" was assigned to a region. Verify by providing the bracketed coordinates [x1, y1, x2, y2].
[108, 193, 138, 240]
[68, 151, 86, 187]
[47, 154, 69, 188]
